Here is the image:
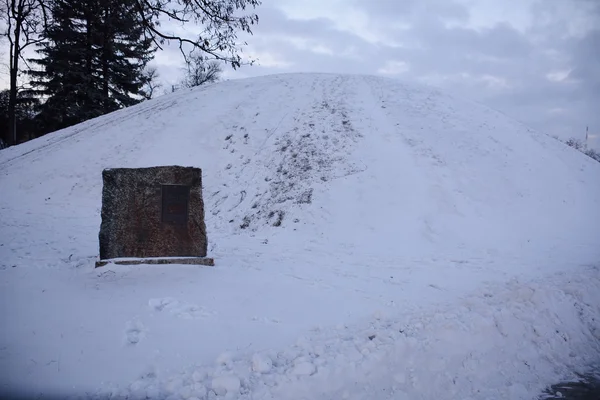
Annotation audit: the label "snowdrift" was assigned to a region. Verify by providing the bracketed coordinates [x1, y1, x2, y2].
[1, 73, 599, 399]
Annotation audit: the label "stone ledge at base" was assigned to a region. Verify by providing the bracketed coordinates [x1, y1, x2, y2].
[95, 257, 215, 268]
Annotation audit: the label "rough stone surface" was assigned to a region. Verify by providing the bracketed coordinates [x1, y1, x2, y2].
[99, 166, 208, 260]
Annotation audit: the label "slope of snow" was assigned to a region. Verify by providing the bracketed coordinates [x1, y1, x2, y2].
[0, 73, 599, 399]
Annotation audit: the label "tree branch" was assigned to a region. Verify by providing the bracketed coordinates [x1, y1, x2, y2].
[132, 0, 261, 69]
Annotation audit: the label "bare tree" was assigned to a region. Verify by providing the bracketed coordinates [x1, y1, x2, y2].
[565, 136, 600, 163]
[0, 31, 7, 76]
[1, 0, 47, 145]
[182, 54, 222, 88]
[1, 0, 48, 146]
[140, 66, 162, 100]
[133, 0, 261, 68]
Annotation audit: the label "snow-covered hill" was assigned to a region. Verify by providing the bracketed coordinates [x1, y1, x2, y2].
[1, 73, 599, 400]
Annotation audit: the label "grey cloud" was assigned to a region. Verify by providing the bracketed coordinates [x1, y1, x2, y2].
[352, 0, 469, 23]
[252, 6, 337, 36]
[423, 22, 532, 59]
[568, 30, 600, 88]
[250, 6, 374, 55]
[354, 0, 600, 141]
[155, 5, 383, 82]
[151, 0, 600, 147]
[383, 22, 534, 81]
[241, 6, 381, 72]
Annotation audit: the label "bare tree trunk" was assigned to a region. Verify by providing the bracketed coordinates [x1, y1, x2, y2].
[86, 12, 93, 114]
[102, 4, 110, 112]
[7, 0, 24, 146]
[4, 0, 48, 145]
[8, 61, 18, 145]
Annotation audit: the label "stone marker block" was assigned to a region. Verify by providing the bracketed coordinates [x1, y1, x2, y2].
[97, 166, 213, 267]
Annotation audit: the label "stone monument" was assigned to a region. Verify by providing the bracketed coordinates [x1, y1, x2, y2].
[95, 165, 214, 268]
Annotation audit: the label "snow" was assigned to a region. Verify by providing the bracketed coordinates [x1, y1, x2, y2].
[0, 72, 599, 399]
[211, 375, 240, 396]
[251, 354, 272, 374]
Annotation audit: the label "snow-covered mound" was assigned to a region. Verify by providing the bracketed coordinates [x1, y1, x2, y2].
[1, 73, 599, 400]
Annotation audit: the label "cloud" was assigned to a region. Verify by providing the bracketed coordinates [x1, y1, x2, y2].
[378, 61, 410, 76]
[147, 0, 600, 148]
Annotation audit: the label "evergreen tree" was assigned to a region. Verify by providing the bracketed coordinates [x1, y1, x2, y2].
[28, 0, 96, 132]
[97, 0, 155, 111]
[29, 0, 155, 134]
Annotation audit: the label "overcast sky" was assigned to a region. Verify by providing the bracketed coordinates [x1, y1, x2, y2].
[2, 0, 598, 149]
[153, 0, 600, 149]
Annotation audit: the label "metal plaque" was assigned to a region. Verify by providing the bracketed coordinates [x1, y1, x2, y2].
[161, 184, 190, 224]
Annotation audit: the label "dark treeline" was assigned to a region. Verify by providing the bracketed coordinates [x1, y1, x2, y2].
[26, 0, 155, 135]
[1, 0, 261, 148]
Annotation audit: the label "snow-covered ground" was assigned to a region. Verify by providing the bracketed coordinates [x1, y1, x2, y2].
[0, 73, 599, 399]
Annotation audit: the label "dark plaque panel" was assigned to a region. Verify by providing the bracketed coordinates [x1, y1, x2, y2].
[162, 184, 190, 224]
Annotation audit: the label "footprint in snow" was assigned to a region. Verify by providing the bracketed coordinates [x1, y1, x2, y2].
[125, 319, 145, 345]
[250, 316, 282, 324]
[149, 297, 214, 319]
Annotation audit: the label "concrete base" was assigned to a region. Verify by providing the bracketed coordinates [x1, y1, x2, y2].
[95, 257, 215, 268]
